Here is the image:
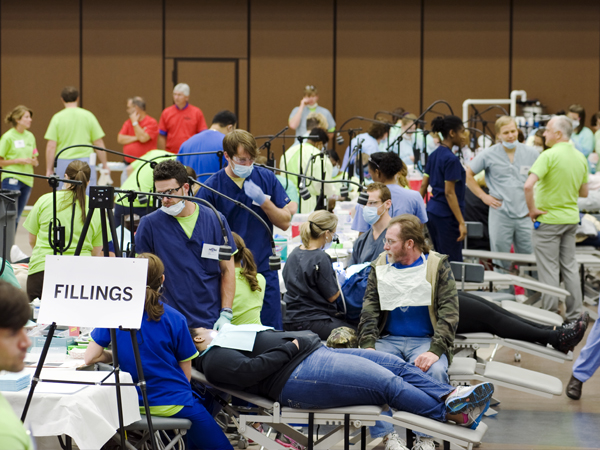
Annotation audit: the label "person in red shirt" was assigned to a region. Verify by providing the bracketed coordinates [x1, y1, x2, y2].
[117, 96, 159, 164]
[157, 83, 208, 154]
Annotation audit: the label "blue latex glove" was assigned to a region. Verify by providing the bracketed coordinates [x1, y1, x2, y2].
[213, 310, 233, 330]
[244, 179, 267, 205]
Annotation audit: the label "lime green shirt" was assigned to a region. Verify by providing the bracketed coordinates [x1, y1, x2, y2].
[0, 393, 33, 450]
[44, 107, 105, 159]
[231, 268, 265, 325]
[174, 203, 199, 238]
[0, 128, 37, 187]
[529, 142, 588, 224]
[23, 190, 104, 274]
[116, 150, 174, 207]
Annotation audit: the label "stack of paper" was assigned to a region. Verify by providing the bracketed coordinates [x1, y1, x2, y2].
[0, 372, 31, 391]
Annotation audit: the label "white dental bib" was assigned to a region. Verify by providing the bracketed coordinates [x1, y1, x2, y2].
[375, 254, 432, 311]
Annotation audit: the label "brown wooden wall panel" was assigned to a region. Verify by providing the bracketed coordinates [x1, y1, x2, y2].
[336, 1, 421, 131]
[423, 0, 511, 119]
[165, 0, 247, 59]
[512, 0, 600, 119]
[82, 0, 163, 168]
[249, 0, 334, 159]
[0, 0, 80, 204]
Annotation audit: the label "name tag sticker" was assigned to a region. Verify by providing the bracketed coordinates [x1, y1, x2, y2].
[520, 165, 531, 175]
[14, 140, 25, 148]
[201, 243, 221, 260]
[8, 178, 18, 185]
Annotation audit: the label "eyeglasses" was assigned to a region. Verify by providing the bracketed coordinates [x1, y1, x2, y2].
[232, 156, 255, 166]
[157, 185, 183, 197]
[366, 200, 382, 207]
[384, 238, 401, 246]
[329, 231, 339, 242]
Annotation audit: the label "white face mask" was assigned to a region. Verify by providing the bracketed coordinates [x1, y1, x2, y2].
[332, 166, 340, 178]
[161, 200, 185, 216]
[572, 120, 580, 129]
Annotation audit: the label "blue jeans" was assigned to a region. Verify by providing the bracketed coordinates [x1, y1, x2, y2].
[2, 178, 30, 229]
[170, 394, 233, 450]
[279, 347, 452, 425]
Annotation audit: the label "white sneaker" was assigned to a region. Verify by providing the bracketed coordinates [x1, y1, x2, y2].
[383, 431, 409, 450]
[412, 437, 436, 450]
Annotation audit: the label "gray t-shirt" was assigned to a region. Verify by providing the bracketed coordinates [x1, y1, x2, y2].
[469, 142, 539, 218]
[289, 105, 336, 138]
[283, 247, 339, 323]
[348, 227, 386, 266]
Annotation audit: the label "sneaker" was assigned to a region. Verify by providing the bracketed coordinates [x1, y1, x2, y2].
[445, 382, 494, 414]
[412, 437, 436, 450]
[460, 400, 490, 430]
[383, 431, 409, 450]
[275, 434, 306, 450]
[555, 321, 586, 354]
[562, 311, 590, 331]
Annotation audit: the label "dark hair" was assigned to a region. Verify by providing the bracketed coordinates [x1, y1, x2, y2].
[388, 214, 430, 253]
[306, 116, 320, 131]
[232, 232, 262, 292]
[128, 96, 146, 111]
[137, 253, 165, 322]
[61, 86, 79, 103]
[328, 149, 341, 164]
[591, 112, 600, 128]
[368, 152, 404, 181]
[0, 280, 30, 329]
[568, 104, 586, 134]
[366, 182, 391, 203]
[308, 127, 329, 145]
[223, 129, 258, 159]
[430, 115, 464, 139]
[392, 107, 406, 118]
[212, 110, 237, 127]
[368, 121, 391, 140]
[64, 160, 91, 224]
[154, 160, 189, 186]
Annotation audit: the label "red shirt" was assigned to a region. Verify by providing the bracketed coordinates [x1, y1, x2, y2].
[119, 115, 159, 163]
[158, 103, 208, 154]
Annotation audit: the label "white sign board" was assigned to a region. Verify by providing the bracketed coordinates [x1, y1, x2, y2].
[38, 256, 148, 329]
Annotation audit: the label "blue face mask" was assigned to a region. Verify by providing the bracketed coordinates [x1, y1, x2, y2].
[232, 162, 254, 178]
[362, 205, 383, 225]
[502, 140, 517, 150]
[322, 240, 332, 251]
[332, 166, 340, 178]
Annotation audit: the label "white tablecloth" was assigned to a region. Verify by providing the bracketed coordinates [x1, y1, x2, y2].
[4, 369, 141, 450]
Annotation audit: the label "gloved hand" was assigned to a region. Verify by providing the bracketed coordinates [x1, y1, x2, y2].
[244, 179, 267, 205]
[213, 309, 233, 331]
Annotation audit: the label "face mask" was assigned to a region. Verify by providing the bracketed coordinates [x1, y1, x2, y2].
[332, 166, 340, 178]
[322, 240, 332, 251]
[161, 200, 185, 216]
[363, 205, 383, 225]
[533, 145, 543, 153]
[572, 120, 580, 129]
[232, 162, 254, 178]
[502, 140, 517, 150]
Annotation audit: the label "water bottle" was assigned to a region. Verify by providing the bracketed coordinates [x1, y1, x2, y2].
[32, 298, 41, 320]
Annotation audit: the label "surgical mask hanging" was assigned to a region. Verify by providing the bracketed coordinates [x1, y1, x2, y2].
[233, 162, 254, 178]
[363, 205, 383, 225]
[332, 166, 340, 178]
[161, 200, 185, 216]
[502, 140, 517, 150]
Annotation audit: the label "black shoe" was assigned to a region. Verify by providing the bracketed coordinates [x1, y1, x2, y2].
[566, 375, 583, 400]
[555, 322, 586, 354]
[562, 311, 590, 331]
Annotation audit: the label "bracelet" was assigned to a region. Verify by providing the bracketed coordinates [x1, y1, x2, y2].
[220, 307, 233, 314]
[132, 121, 139, 126]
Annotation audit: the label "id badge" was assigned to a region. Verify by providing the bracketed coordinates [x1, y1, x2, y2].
[14, 139, 25, 149]
[8, 178, 18, 186]
[520, 165, 531, 176]
[201, 243, 221, 260]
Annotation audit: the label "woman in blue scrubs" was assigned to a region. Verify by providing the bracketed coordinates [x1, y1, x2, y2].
[419, 116, 466, 262]
[85, 253, 232, 450]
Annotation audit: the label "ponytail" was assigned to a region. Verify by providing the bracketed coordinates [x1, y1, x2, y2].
[300, 210, 338, 247]
[232, 233, 261, 292]
[64, 160, 91, 224]
[137, 253, 165, 322]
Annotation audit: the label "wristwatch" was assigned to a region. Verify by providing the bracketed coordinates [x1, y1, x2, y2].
[132, 121, 139, 126]
[220, 307, 233, 314]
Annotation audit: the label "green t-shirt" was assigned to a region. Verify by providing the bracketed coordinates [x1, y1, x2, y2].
[116, 150, 175, 207]
[23, 190, 104, 274]
[529, 142, 588, 224]
[44, 107, 105, 159]
[0, 128, 37, 186]
[0, 259, 21, 288]
[174, 203, 199, 238]
[231, 267, 265, 325]
[0, 393, 33, 450]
